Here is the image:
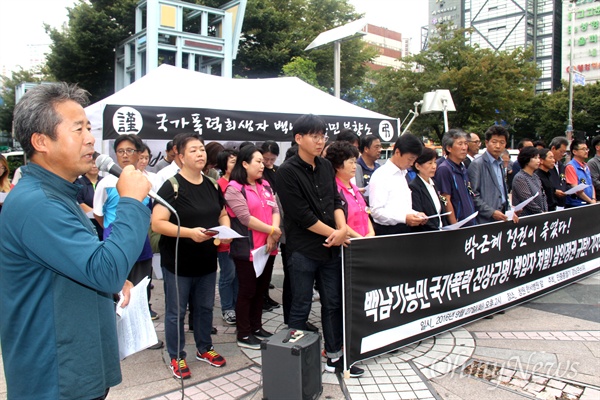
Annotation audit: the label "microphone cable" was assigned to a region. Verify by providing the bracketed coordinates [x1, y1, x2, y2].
[170, 211, 185, 399]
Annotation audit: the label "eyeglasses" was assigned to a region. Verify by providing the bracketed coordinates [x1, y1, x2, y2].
[307, 133, 329, 143]
[575, 147, 589, 152]
[116, 148, 138, 156]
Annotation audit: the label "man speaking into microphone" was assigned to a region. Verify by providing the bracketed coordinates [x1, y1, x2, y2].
[0, 83, 151, 399]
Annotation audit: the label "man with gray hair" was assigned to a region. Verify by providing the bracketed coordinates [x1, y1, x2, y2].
[0, 83, 152, 399]
[434, 129, 477, 226]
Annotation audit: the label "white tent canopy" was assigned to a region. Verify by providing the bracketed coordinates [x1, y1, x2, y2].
[86, 64, 398, 153]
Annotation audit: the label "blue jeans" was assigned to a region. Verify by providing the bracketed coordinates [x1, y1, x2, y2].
[163, 268, 216, 359]
[218, 251, 238, 312]
[288, 251, 343, 359]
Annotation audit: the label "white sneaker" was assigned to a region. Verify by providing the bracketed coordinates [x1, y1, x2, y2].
[222, 310, 236, 325]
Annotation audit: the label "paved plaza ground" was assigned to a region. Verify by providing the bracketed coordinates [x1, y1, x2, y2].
[0, 257, 598, 400]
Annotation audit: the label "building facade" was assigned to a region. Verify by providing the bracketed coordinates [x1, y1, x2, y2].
[361, 24, 404, 70]
[562, 0, 600, 86]
[429, 0, 465, 34]
[464, 0, 562, 93]
[427, 0, 564, 93]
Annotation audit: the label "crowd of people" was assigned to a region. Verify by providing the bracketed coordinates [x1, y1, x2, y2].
[1, 81, 599, 398]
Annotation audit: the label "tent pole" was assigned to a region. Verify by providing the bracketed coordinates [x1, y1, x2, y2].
[334, 41, 341, 99]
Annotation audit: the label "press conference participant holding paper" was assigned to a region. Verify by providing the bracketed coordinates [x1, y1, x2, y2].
[94, 134, 158, 320]
[151, 133, 231, 380]
[409, 147, 448, 231]
[369, 134, 427, 234]
[0, 83, 151, 400]
[565, 138, 596, 207]
[511, 146, 548, 216]
[225, 145, 281, 349]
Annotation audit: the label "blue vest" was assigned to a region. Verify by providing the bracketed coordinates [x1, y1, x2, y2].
[565, 159, 593, 207]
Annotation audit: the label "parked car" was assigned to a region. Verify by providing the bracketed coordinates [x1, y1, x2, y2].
[1, 150, 26, 180]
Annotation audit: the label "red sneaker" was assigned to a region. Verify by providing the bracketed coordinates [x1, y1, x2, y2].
[170, 358, 191, 379]
[196, 347, 226, 367]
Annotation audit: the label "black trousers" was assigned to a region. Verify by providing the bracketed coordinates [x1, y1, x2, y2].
[373, 222, 410, 236]
[234, 255, 275, 338]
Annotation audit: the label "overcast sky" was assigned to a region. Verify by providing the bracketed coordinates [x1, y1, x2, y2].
[0, 0, 429, 74]
[349, 0, 429, 53]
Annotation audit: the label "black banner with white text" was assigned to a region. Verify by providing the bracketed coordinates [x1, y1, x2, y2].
[102, 105, 398, 142]
[342, 205, 600, 367]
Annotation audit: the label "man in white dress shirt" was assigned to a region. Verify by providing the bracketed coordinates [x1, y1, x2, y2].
[369, 133, 427, 235]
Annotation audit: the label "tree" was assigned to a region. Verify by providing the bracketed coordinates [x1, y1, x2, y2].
[365, 24, 540, 142]
[45, 0, 138, 103]
[281, 56, 325, 90]
[511, 81, 600, 146]
[0, 68, 43, 133]
[232, 0, 375, 98]
[44, 0, 373, 102]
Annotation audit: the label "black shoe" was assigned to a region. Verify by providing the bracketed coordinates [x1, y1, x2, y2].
[325, 357, 364, 378]
[149, 308, 159, 320]
[269, 283, 275, 289]
[237, 334, 262, 350]
[262, 303, 274, 312]
[148, 339, 164, 350]
[253, 328, 273, 339]
[305, 322, 319, 332]
[265, 297, 280, 309]
[211, 326, 218, 334]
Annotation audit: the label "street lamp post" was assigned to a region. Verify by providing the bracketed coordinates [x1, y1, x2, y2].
[305, 19, 367, 99]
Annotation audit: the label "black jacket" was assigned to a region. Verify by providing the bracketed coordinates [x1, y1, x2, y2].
[409, 176, 448, 232]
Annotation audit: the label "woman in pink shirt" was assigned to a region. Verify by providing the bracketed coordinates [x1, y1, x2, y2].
[225, 145, 281, 350]
[325, 141, 374, 238]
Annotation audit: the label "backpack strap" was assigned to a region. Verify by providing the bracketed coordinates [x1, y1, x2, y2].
[205, 175, 219, 190]
[168, 176, 179, 200]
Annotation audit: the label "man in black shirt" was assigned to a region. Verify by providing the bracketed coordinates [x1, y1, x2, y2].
[548, 136, 569, 209]
[535, 148, 558, 211]
[277, 114, 363, 377]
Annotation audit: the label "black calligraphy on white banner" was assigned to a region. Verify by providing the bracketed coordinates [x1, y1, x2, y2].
[102, 105, 397, 142]
[342, 205, 600, 367]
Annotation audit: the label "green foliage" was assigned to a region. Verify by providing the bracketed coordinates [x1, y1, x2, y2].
[516, 81, 600, 145]
[282, 57, 325, 90]
[365, 24, 540, 142]
[236, 0, 375, 98]
[5, 155, 25, 181]
[45, 0, 139, 103]
[43, 0, 373, 102]
[0, 68, 43, 133]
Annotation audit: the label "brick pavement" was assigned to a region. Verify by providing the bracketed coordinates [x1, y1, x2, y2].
[1, 267, 597, 400]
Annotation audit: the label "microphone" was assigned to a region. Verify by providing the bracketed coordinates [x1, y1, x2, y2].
[95, 152, 176, 214]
